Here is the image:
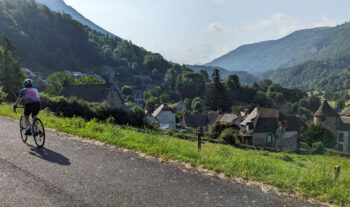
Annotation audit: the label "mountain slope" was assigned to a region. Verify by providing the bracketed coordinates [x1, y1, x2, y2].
[185, 65, 258, 85]
[263, 56, 350, 91]
[207, 23, 350, 75]
[36, 0, 114, 36]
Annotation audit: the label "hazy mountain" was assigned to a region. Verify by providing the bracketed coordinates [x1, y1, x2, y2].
[36, 0, 114, 36]
[206, 24, 350, 75]
[185, 65, 258, 85]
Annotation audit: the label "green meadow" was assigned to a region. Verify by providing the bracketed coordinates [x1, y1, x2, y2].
[1, 104, 349, 206]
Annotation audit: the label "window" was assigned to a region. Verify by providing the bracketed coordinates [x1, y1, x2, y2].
[338, 133, 344, 142]
[267, 135, 272, 143]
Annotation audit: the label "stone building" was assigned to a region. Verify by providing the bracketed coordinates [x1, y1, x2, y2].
[314, 100, 350, 152]
[239, 107, 302, 152]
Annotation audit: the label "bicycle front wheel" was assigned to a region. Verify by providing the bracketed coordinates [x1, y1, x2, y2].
[33, 118, 45, 148]
[19, 115, 28, 143]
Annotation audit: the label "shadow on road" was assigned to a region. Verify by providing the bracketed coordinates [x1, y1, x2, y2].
[26, 144, 71, 166]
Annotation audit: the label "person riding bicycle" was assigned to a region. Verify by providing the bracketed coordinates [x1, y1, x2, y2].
[13, 79, 41, 135]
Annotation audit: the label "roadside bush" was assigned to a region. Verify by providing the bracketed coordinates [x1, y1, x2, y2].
[308, 141, 325, 155]
[303, 124, 336, 148]
[210, 121, 236, 139]
[40, 93, 145, 127]
[0, 86, 7, 104]
[219, 128, 236, 145]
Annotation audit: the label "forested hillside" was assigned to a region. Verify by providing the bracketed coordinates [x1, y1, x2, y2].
[0, 0, 171, 83]
[264, 56, 350, 91]
[185, 65, 259, 85]
[207, 22, 350, 75]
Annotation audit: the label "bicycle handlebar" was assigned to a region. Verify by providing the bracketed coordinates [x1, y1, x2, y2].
[13, 106, 24, 113]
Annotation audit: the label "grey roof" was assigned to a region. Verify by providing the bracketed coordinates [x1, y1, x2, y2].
[254, 118, 278, 133]
[314, 100, 338, 117]
[59, 83, 122, 103]
[181, 113, 208, 128]
[205, 111, 220, 125]
[340, 107, 350, 117]
[152, 104, 172, 117]
[218, 114, 238, 123]
[339, 117, 350, 130]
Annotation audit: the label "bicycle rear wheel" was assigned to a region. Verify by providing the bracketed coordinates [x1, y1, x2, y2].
[19, 115, 28, 143]
[33, 118, 45, 148]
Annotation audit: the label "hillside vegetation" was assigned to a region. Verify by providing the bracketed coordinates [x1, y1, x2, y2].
[185, 64, 259, 85]
[0, 0, 170, 80]
[0, 104, 349, 206]
[264, 56, 350, 91]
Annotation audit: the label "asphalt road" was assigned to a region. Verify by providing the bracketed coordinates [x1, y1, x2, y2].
[0, 116, 327, 207]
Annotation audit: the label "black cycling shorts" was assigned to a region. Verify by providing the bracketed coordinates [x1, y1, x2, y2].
[24, 102, 41, 117]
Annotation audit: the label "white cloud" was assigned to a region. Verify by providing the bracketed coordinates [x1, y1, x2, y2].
[147, 14, 340, 64]
[207, 22, 226, 32]
[213, 0, 225, 5]
[245, 12, 301, 36]
[313, 17, 337, 27]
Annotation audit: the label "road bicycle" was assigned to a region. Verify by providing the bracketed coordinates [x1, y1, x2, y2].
[14, 106, 45, 148]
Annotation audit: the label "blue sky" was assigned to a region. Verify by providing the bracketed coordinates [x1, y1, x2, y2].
[64, 0, 350, 64]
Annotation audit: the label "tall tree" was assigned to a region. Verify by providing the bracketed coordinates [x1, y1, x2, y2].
[0, 35, 25, 101]
[206, 69, 228, 111]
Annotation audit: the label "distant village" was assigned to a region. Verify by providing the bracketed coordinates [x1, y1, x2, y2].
[24, 68, 350, 154]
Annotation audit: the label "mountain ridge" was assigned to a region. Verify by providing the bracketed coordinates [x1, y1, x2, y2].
[206, 26, 340, 75]
[35, 0, 114, 37]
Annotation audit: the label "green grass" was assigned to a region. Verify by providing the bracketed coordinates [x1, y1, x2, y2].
[1, 104, 350, 206]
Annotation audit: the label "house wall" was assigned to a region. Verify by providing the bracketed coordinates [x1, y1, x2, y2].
[252, 131, 299, 152]
[275, 131, 299, 152]
[314, 116, 338, 134]
[156, 111, 176, 129]
[337, 131, 350, 153]
[107, 88, 123, 107]
[252, 133, 275, 148]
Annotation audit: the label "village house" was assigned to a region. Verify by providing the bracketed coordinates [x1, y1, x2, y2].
[174, 100, 187, 112]
[59, 79, 123, 108]
[217, 113, 243, 127]
[146, 104, 176, 129]
[179, 113, 209, 131]
[239, 107, 302, 152]
[314, 100, 350, 152]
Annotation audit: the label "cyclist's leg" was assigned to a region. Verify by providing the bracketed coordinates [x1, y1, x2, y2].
[32, 102, 41, 131]
[23, 104, 31, 129]
[24, 115, 30, 128]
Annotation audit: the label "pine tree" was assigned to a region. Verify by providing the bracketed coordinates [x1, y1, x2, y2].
[205, 69, 228, 111]
[0, 35, 25, 101]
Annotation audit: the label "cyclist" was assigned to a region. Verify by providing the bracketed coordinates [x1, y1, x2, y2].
[13, 79, 41, 135]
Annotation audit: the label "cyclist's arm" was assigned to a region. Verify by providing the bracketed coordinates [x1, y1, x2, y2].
[14, 89, 24, 107]
[14, 97, 23, 106]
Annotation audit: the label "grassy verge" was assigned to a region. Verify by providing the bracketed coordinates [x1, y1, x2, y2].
[1, 104, 350, 206]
